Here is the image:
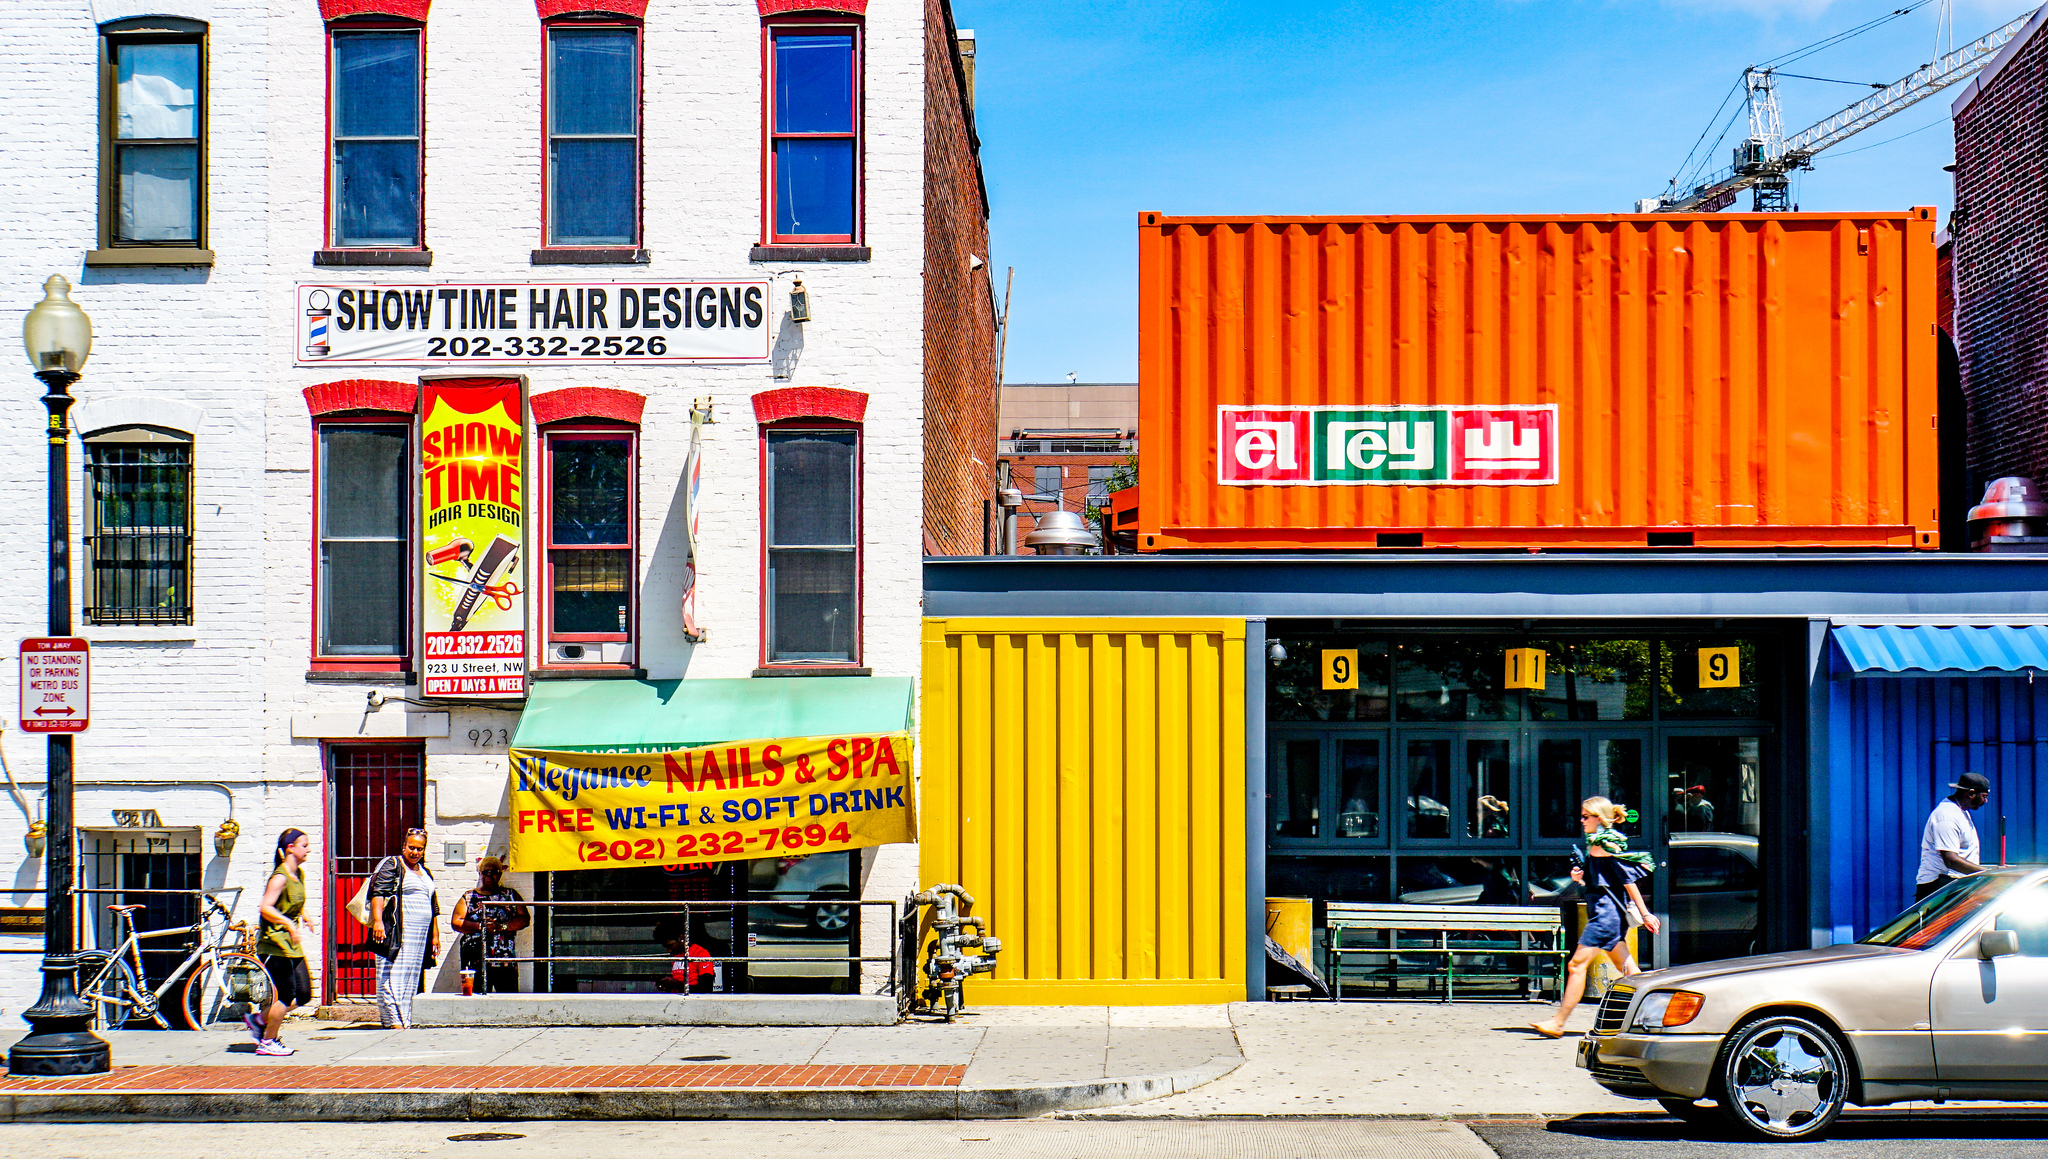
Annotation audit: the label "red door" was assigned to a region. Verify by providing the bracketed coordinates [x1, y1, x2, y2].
[325, 743, 425, 1001]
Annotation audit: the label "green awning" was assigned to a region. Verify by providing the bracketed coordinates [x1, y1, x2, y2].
[510, 677, 915, 753]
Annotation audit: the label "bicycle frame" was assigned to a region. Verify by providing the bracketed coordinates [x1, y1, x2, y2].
[81, 889, 247, 1029]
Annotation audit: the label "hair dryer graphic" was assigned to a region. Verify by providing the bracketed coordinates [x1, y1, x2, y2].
[430, 534, 520, 631]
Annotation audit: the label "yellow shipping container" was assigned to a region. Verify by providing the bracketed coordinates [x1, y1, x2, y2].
[919, 618, 1248, 1004]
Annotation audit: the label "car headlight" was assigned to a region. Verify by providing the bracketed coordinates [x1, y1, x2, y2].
[1632, 990, 1705, 1030]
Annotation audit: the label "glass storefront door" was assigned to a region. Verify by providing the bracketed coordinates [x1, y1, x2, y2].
[1663, 734, 1764, 964]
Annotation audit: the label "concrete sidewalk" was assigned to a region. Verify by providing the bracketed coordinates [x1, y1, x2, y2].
[0, 1004, 1244, 1121]
[0, 996, 1676, 1123]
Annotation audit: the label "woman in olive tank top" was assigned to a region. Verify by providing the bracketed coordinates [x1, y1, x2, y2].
[252, 828, 318, 1055]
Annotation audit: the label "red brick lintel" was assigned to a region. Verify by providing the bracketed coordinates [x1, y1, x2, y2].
[532, 386, 647, 426]
[303, 379, 419, 416]
[752, 386, 868, 424]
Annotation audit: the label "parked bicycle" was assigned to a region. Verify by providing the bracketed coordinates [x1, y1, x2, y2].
[77, 889, 274, 1031]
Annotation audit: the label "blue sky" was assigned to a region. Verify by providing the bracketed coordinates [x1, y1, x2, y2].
[957, 0, 2040, 383]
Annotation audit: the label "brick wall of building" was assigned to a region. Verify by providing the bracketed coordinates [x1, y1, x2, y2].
[920, 1, 999, 556]
[1953, 8, 2048, 491]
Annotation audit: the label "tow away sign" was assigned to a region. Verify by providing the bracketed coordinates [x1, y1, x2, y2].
[20, 638, 88, 733]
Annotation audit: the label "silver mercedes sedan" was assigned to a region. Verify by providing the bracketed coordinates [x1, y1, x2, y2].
[1579, 867, 2048, 1141]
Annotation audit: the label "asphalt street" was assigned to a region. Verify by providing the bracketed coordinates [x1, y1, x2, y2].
[12, 1115, 2048, 1159]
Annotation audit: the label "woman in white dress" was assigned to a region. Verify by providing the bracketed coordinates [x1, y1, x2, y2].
[367, 827, 441, 1028]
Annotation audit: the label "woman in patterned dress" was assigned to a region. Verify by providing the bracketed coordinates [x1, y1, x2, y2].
[368, 827, 441, 1028]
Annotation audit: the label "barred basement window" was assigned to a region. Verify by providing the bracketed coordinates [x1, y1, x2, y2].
[85, 431, 193, 625]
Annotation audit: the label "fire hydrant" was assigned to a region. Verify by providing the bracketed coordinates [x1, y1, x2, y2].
[908, 884, 1000, 1020]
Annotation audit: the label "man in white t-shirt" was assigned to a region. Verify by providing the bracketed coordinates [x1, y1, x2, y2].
[1915, 772, 1991, 900]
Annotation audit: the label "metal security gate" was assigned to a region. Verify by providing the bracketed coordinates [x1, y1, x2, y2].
[325, 743, 424, 1001]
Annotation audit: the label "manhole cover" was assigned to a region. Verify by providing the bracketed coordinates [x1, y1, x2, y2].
[681, 1054, 731, 1062]
[449, 1133, 526, 1142]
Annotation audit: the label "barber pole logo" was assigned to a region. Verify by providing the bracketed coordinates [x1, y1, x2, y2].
[1218, 405, 1557, 485]
[304, 289, 331, 358]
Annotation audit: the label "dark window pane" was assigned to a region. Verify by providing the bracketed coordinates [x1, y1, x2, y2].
[550, 549, 630, 635]
[550, 439, 630, 545]
[115, 42, 199, 139]
[1405, 739, 1450, 839]
[1087, 466, 1112, 505]
[334, 32, 419, 138]
[769, 431, 854, 546]
[773, 33, 854, 133]
[551, 139, 636, 245]
[1466, 740, 1512, 839]
[116, 143, 199, 242]
[322, 427, 407, 539]
[1397, 856, 1524, 906]
[551, 28, 636, 136]
[1660, 639, 1764, 718]
[1536, 738, 1580, 840]
[1267, 855, 1390, 905]
[323, 540, 406, 654]
[1394, 639, 1518, 721]
[335, 141, 420, 247]
[1266, 639, 1390, 722]
[1336, 739, 1381, 839]
[1033, 465, 1061, 501]
[1529, 640, 1654, 721]
[1270, 739, 1319, 839]
[774, 138, 855, 237]
[1593, 738, 1646, 841]
[769, 549, 855, 661]
[1665, 735, 1761, 837]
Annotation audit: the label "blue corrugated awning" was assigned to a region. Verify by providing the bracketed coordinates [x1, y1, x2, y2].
[1832, 624, 2048, 674]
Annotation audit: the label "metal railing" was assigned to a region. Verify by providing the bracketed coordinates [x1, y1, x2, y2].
[0, 886, 244, 953]
[485, 898, 898, 995]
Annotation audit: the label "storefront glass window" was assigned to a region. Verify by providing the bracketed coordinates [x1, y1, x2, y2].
[1267, 640, 1390, 721]
[548, 26, 638, 246]
[1665, 735, 1762, 838]
[1529, 640, 1654, 721]
[1404, 739, 1451, 838]
[1268, 855, 1390, 906]
[745, 852, 856, 994]
[1270, 739, 1320, 839]
[1396, 855, 1524, 905]
[1465, 740, 1512, 839]
[1394, 639, 1518, 721]
[1335, 739, 1381, 840]
[1659, 638, 1764, 718]
[1593, 738, 1647, 841]
[1535, 738, 1581, 840]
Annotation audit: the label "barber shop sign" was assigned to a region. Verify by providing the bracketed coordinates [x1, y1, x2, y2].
[1217, 405, 1558, 486]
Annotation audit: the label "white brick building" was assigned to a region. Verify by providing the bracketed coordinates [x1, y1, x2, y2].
[0, 0, 995, 1016]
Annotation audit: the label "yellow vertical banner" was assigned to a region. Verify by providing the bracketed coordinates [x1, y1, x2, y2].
[419, 377, 527, 699]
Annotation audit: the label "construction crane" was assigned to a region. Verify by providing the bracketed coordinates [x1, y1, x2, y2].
[1642, 9, 2036, 213]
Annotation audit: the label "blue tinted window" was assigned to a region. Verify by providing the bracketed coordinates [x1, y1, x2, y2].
[774, 33, 853, 133]
[335, 141, 420, 247]
[548, 27, 638, 246]
[775, 138, 854, 238]
[551, 28, 636, 137]
[334, 33, 418, 138]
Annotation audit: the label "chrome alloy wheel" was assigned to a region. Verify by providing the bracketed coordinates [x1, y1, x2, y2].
[1717, 1015, 1850, 1141]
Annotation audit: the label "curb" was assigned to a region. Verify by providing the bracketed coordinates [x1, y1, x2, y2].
[0, 1055, 1244, 1123]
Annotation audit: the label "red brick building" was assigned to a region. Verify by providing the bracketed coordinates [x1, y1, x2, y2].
[1951, 4, 2048, 494]
[996, 382, 1138, 551]
[922, 13, 1002, 555]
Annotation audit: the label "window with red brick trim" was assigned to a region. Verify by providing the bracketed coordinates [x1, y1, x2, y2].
[315, 419, 411, 666]
[760, 420, 860, 666]
[542, 425, 638, 666]
[763, 19, 861, 245]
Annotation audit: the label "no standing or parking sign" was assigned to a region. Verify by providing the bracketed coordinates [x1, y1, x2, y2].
[20, 638, 88, 734]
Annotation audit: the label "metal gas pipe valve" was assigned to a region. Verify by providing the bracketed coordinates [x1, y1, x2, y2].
[907, 884, 1000, 1020]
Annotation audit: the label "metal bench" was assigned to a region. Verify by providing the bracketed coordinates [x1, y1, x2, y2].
[1324, 902, 1565, 1002]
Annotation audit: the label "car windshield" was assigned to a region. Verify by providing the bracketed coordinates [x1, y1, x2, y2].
[1861, 873, 2023, 950]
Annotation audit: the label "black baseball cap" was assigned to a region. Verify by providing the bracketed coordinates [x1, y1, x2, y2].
[1950, 772, 1992, 794]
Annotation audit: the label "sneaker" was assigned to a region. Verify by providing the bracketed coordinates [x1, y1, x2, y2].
[243, 1012, 265, 1043]
[255, 1039, 296, 1057]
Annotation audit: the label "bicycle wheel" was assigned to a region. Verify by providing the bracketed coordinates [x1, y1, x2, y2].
[181, 952, 273, 1031]
[77, 950, 139, 1031]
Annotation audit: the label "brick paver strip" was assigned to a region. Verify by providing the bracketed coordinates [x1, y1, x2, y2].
[0, 1063, 966, 1092]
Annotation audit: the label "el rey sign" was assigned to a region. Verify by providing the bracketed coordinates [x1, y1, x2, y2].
[297, 281, 772, 366]
[1218, 405, 1558, 486]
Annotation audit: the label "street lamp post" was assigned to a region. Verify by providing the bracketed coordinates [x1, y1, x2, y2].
[10, 275, 109, 1076]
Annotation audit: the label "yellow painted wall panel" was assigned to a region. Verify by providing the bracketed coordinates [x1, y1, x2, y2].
[920, 618, 1248, 1005]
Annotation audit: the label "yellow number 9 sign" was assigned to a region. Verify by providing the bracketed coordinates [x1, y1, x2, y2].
[1699, 646, 1740, 688]
[1322, 649, 1358, 691]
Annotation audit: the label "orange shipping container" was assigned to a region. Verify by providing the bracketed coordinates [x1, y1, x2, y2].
[1136, 210, 1940, 551]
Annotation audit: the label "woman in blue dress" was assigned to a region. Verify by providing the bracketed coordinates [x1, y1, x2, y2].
[1532, 797, 1659, 1038]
